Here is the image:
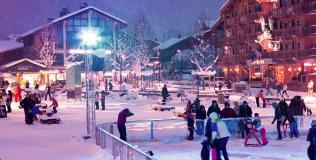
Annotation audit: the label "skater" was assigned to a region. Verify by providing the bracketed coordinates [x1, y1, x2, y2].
[232, 101, 240, 116]
[288, 115, 299, 138]
[276, 83, 282, 98]
[221, 102, 237, 118]
[193, 97, 201, 111]
[25, 80, 30, 89]
[117, 108, 134, 141]
[95, 91, 100, 110]
[108, 81, 113, 91]
[34, 83, 39, 95]
[207, 100, 221, 117]
[186, 109, 194, 140]
[206, 112, 230, 160]
[307, 80, 314, 96]
[221, 102, 237, 135]
[0, 93, 7, 118]
[6, 90, 12, 113]
[238, 101, 252, 138]
[201, 140, 211, 160]
[49, 97, 58, 113]
[14, 85, 21, 102]
[45, 83, 52, 101]
[161, 84, 169, 105]
[272, 102, 283, 140]
[196, 105, 206, 135]
[255, 90, 266, 108]
[101, 91, 105, 110]
[253, 113, 268, 145]
[20, 93, 35, 125]
[307, 120, 316, 160]
[282, 84, 289, 98]
[265, 80, 273, 96]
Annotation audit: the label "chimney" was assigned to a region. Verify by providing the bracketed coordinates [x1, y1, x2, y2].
[80, 2, 89, 9]
[177, 34, 182, 39]
[47, 18, 54, 22]
[59, 8, 70, 17]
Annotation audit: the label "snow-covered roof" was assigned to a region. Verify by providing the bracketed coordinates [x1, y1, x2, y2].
[0, 58, 46, 70]
[153, 36, 190, 51]
[0, 40, 23, 53]
[20, 6, 128, 37]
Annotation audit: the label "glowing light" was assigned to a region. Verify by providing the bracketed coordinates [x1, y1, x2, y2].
[79, 28, 101, 46]
[298, 68, 302, 71]
[314, 67, 316, 71]
[288, 68, 292, 71]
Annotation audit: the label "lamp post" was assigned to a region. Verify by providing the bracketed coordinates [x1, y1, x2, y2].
[80, 28, 101, 136]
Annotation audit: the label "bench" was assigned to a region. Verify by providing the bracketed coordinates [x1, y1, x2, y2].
[139, 92, 161, 96]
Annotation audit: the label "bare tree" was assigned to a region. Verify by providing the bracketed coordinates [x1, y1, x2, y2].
[190, 35, 217, 73]
[35, 27, 56, 69]
[111, 34, 131, 84]
[131, 10, 152, 72]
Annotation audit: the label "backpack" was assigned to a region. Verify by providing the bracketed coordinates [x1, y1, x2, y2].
[0, 106, 7, 118]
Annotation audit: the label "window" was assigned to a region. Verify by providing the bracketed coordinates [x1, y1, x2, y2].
[279, 21, 283, 29]
[280, 43, 283, 50]
[74, 19, 80, 25]
[292, 19, 295, 27]
[273, 22, 278, 29]
[255, 5, 262, 12]
[291, 0, 295, 5]
[292, 41, 295, 50]
[297, 42, 301, 49]
[284, 23, 288, 29]
[297, 20, 300, 26]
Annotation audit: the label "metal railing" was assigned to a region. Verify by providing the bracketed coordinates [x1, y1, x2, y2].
[98, 115, 316, 143]
[95, 125, 156, 160]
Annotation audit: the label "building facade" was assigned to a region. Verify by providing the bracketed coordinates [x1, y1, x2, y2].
[0, 5, 128, 85]
[217, 0, 316, 88]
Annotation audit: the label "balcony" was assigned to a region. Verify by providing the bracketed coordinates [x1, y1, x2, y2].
[303, 26, 316, 36]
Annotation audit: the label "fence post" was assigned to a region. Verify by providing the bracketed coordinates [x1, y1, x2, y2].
[150, 121, 154, 140]
[110, 124, 114, 134]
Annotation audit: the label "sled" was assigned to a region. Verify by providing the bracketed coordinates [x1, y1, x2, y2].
[39, 114, 61, 124]
[152, 105, 175, 111]
[244, 128, 262, 147]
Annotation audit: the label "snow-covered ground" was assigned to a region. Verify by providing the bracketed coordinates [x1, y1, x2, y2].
[1, 84, 316, 160]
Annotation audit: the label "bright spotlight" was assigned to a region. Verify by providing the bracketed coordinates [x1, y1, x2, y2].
[79, 28, 101, 46]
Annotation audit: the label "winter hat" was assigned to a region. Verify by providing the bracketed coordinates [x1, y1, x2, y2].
[272, 102, 278, 108]
[311, 120, 316, 127]
[210, 112, 219, 121]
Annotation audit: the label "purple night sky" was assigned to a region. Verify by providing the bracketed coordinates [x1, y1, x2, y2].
[0, 0, 226, 41]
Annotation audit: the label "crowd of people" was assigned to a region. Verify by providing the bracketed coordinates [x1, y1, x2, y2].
[0, 78, 59, 125]
[179, 93, 314, 160]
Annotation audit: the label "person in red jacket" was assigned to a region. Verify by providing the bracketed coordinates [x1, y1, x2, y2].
[117, 108, 134, 141]
[49, 97, 58, 113]
[221, 102, 237, 118]
[256, 90, 266, 108]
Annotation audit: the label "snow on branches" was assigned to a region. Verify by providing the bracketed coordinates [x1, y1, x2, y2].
[190, 36, 217, 73]
[111, 34, 131, 71]
[35, 27, 56, 69]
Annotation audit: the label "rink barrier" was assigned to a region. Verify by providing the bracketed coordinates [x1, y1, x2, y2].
[95, 125, 156, 160]
[98, 115, 316, 141]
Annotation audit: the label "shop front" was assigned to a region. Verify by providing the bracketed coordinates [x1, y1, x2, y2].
[0, 58, 63, 88]
[246, 58, 275, 87]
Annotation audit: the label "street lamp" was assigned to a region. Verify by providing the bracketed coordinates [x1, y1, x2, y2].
[79, 28, 101, 137]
